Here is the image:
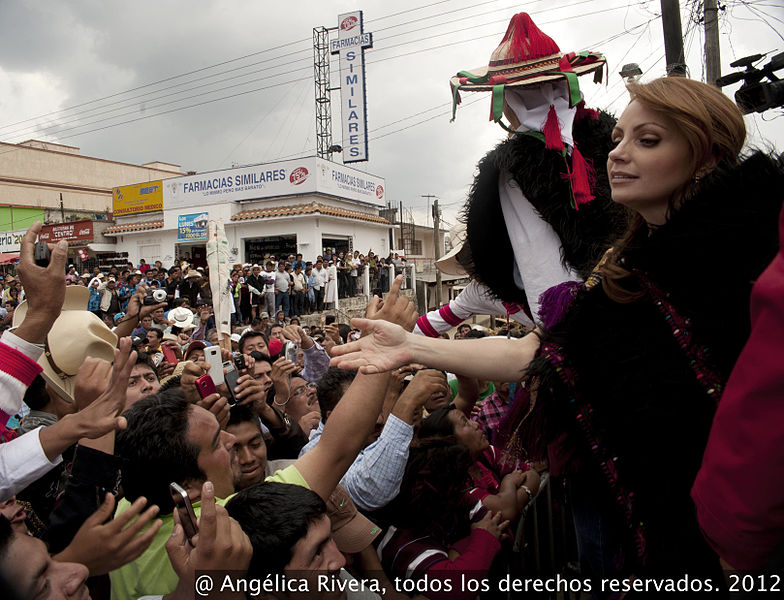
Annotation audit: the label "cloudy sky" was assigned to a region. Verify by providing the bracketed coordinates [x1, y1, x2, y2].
[0, 0, 782, 227]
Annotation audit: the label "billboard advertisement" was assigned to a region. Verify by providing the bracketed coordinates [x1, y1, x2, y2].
[177, 212, 209, 242]
[113, 181, 163, 216]
[0, 230, 28, 253]
[38, 220, 94, 243]
[163, 157, 385, 208]
[331, 11, 372, 163]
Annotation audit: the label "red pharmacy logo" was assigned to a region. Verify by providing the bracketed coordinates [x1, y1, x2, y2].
[376, 185, 384, 199]
[290, 167, 309, 185]
[340, 16, 358, 31]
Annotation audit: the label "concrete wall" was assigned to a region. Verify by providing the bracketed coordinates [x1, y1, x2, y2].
[0, 141, 181, 214]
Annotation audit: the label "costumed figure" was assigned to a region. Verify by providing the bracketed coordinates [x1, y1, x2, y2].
[414, 12, 626, 338]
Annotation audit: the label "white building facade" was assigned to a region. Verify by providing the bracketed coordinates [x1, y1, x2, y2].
[104, 157, 391, 268]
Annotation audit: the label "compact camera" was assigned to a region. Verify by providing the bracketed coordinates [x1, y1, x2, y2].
[284, 341, 299, 364]
[143, 288, 168, 305]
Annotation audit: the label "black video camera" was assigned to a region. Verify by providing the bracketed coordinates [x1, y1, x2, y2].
[717, 52, 784, 114]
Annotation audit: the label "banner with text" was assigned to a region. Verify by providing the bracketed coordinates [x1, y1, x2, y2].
[163, 157, 385, 208]
[38, 220, 94, 243]
[0, 230, 28, 253]
[177, 213, 209, 242]
[113, 181, 163, 216]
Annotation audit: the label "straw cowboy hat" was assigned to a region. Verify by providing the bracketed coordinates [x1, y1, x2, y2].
[435, 222, 468, 276]
[13, 286, 117, 402]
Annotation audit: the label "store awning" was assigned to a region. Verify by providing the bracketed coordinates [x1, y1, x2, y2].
[0, 252, 19, 265]
[103, 220, 164, 235]
[231, 202, 390, 225]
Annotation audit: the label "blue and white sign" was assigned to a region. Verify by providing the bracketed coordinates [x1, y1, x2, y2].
[177, 212, 209, 241]
[331, 11, 372, 163]
[162, 157, 386, 208]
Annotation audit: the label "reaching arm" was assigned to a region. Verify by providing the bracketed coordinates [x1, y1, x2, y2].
[112, 284, 167, 341]
[331, 320, 541, 382]
[39, 338, 136, 460]
[294, 276, 418, 501]
[453, 374, 480, 416]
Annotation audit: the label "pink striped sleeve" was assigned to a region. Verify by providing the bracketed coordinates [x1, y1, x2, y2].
[0, 342, 43, 429]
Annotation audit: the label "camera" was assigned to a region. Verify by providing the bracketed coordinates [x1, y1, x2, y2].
[34, 241, 50, 267]
[143, 288, 167, 305]
[233, 353, 246, 372]
[284, 341, 299, 364]
[717, 52, 784, 114]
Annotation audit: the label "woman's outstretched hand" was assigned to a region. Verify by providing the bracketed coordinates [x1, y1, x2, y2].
[329, 317, 412, 374]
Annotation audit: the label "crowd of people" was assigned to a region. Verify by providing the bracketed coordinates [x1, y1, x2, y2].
[0, 249, 409, 330]
[1, 12, 783, 600]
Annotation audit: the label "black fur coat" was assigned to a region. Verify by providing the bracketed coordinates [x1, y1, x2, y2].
[528, 151, 784, 576]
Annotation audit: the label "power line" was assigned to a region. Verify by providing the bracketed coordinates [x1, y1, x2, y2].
[0, 0, 459, 134]
[1, 0, 629, 142]
[2, 1, 643, 145]
[0, 0, 528, 135]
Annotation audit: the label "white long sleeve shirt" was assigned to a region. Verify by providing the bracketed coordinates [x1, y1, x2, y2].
[0, 330, 62, 498]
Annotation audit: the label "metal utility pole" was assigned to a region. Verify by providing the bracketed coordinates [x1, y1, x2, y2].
[426, 195, 442, 308]
[660, 0, 687, 75]
[399, 200, 404, 253]
[704, 0, 721, 85]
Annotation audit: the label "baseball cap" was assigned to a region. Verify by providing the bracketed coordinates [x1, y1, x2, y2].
[326, 485, 381, 553]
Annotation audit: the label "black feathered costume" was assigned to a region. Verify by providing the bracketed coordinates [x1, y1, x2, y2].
[458, 109, 628, 313]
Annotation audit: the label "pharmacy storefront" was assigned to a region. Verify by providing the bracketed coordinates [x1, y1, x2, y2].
[105, 157, 391, 267]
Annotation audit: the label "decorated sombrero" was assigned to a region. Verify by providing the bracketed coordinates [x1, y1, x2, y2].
[450, 12, 605, 123]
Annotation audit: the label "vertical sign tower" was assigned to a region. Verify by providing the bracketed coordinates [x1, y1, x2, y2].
[330, 11, 373, 163]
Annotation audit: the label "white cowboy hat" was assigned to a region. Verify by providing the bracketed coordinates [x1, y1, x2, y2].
[13, 287, 117, 402]
[168, 306, 195, 329]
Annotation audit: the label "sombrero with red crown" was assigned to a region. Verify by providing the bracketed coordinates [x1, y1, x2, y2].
[450, 12, 605, 123]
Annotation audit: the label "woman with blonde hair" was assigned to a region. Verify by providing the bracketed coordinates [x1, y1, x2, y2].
[331, 76, 784, 584]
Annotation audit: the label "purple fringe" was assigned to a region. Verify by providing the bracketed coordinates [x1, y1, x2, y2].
[537, 280, 583, 329]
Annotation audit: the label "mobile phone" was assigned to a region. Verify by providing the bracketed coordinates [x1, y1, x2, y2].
[34, 241, 50, 267]
[203, 345, 224, 386]
[325, 315, 336, 326]
[161, 344, 177, 365]
[223, 366, 241, 406]
[195, 373, 218, 399]
[170, 482, 198, 542]
[233, 353, 246, 372]
[284, 341, 298, 364]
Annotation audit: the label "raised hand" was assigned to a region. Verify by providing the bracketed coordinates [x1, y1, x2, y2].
[472, 510, 510, 540]
[366, 274, 418, 331]
[73, 337, 136, 437]
[14, 221, 68, 343]
[165, 481, 252, 600]
[329, 318, 412, 374]
[54, 493, 162, 575]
